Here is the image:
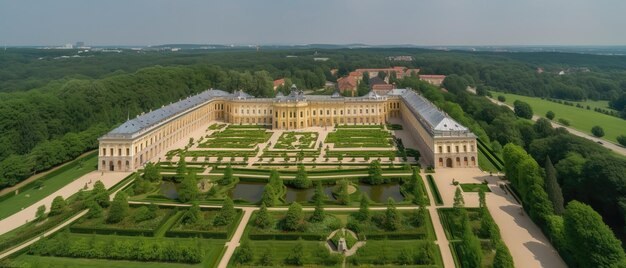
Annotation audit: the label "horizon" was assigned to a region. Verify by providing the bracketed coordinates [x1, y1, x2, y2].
[2, 0, 626, 47]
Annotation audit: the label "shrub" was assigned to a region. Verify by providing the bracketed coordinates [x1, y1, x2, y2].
[234, 240, 254, 264]
[282, 202, 304, 231]
[106, 192, 128, 223]
[618, 135, 626, 147]
[35, 205, 46, 221]
[213, 197, 236, 226]
[49, 196, 66, 216]
[284, 240, 305, 265]
[546, 110, 555, 120]
[133, 206, 156, 222]
[557, 118, 570, 126]
[591, 126, 605, 137]
[497, 95, 506, 102]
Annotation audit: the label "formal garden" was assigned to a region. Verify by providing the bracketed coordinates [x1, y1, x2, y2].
[324, 128, 394, 148]
[198, 125, 272, 149]
[274, 132, 319, 150]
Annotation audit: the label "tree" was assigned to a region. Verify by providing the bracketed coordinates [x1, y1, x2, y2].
[178, 173, 198, 202]
[411, 206, 427, 227]
[269, 169, 283, 189]
[384, 198, 401, 231]
[366, 160, 385, 185]
[563, 201, 626, 267]
[282, 202, 304, 231]
[182, 203, 202, 224]
[143, 162, 161, 182]
[617, 135, 626, 147]
[292, 164, 311, 189]
[513, 100, 533, 119]
[92, 180, 110, 208]
[591, 125, 605, 137]
[214, 197, 236, 226]
[492, 242, 515, 268]
[337, 179, 351, 205]
[310, 197, 325, 222]
[311, 181, 326, 204]
[255, 204, 272, 228]
[478, 188, 486, 209]
[460, 217, 483, 268]
[453, 187, 465, 214]
[546, 110, 555, 120]
[479, 207, 496, 239]
[544, 156, 564, 215]
[49, 196, 66, 216]
[107, 192, 129, 223]
[261, 184, 278, 207]
[497, 95, 506, 102]
[86, 200, 103, 219]
[284, 240, 305, 265]
[234, 240, 254, 264]
[35, 205, 46, 220]
[259, 247, 274, 266]
[220, 163, 234, 185]
[176, 155, 188, 182]
[412, 171, 426, 206]
[357, 195, 371, 221]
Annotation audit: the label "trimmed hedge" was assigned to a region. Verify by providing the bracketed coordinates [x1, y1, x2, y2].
[364, 232, 427, 240]
[165, 230, 227, 239]
[426, 175, 444, 205]
[69, 226, 154, 237]
[248, 233, 325, 241]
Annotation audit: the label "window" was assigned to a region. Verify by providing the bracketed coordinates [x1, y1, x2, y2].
[110, 148, 114, 155]
[300, 111, 303, 117]
[455, 146, 459, 153]
[463, 145, 467, 152]
[102, 148, 106, 156]
[447, 146, 451, 153]
[438, 146, 442, 153]
[118, 149, 122, 156]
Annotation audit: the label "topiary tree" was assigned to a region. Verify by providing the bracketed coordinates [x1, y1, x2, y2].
[357, 195, 371, 221]
[492, 242, 514, 268]
[384, 198, 401, 231]
[591, 125, 605, 137]
[453, 187, 465, 215]
[310, 197, 325, 222]
[214, 197, 236, 226]
[254, 203, 273, 229]
[291, 164, 311, 189]
[220, 163, 234, 185]
[563, 201, 626, 267]
[49, 196, 66, 216]
[107, 192, 129, 223]
[261, 184, 278, 207]
[282, 202, 304, 231]
[178, 173, 198, 202]
[311, 181, 326, 205]
[269, 169, 283, 189]
[546, 110, 555, 120]
[366, 160, 385, 185]
[234, 240, 254, 264]
[478, 188, 486, 209]
[337, 179, 351, 205]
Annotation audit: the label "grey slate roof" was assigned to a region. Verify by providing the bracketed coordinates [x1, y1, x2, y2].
[102, 89, 230, 139]
[101, 87, 471, 140]
[395, 89, 471, 136]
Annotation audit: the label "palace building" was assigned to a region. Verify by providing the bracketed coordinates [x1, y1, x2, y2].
[98, 85, 477, 172]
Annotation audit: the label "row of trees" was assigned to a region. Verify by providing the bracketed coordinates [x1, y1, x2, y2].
[503, 143, 625, 267]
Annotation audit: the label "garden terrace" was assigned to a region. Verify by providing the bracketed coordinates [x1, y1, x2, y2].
[70, 204, 176, 237]
[347, 240, 443, 267]
[209, 166, 412, 179]
[324, 128, 394, 148]
[438, 208, 504, 268]
[246, 211, 342, 240]
[166, 207, 243, 239]
[198, 126, 271, 149]
[274, 132, 319, 150]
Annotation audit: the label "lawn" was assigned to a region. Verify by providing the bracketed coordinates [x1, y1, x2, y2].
[459, 183, 491, 193]
[348, 240, 443, 267]
[325, 129, 394, 148]
[235, 240, 340, 267]
[0, 152, 98, 220]
[478, 147, 500, 172]
[491, 91, 626, 143]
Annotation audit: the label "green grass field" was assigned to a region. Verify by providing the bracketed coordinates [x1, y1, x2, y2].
[0, 152, 98, 220]
[8, 255, 203, 268]
[491, 91, 625, 143]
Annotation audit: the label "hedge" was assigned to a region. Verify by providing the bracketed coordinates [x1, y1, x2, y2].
[364, 232, 427, 240]
[165, 230, 227, 239]
[426, 175, 444, 205]
[69, 226, 154, 237]
[248, 233, 325, 241]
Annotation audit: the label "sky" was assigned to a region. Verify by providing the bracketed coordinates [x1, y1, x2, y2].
[1, 0, 625, 46]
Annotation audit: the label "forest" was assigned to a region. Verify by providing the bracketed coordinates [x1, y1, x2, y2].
[1, 47, 625, 248]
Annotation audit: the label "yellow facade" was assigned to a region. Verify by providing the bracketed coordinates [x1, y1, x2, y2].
[98, 89, 476, 171]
